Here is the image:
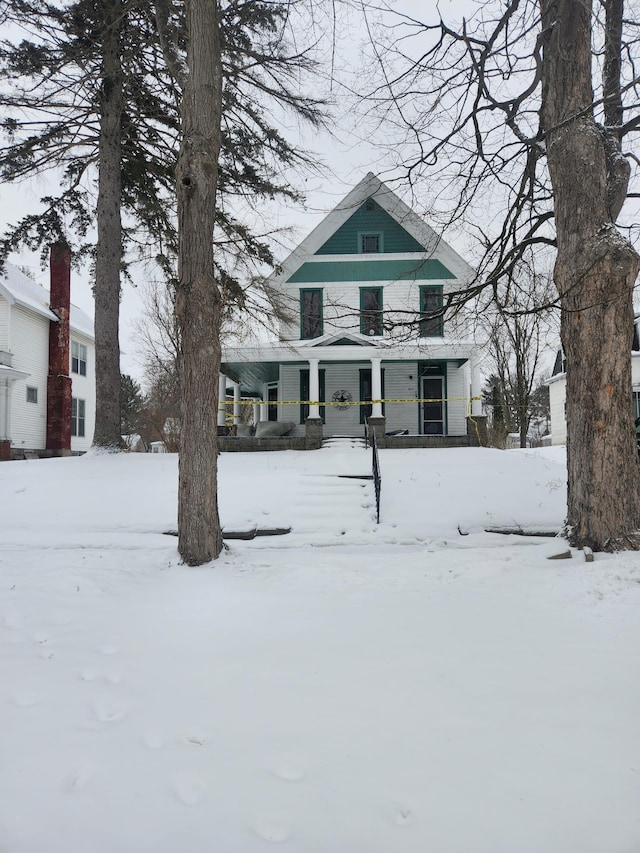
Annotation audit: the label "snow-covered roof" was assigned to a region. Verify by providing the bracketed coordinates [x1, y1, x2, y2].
[0, 262, 94, 339]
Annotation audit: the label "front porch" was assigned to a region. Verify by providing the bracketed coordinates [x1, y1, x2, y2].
[220, 334, 484, 446]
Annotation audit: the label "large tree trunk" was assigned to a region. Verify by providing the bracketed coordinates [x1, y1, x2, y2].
[93, 0, 124, 448]
[176, 0, 224, 565]
[541, 0, 640, 550]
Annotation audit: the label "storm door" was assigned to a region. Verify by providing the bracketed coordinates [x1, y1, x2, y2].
[422, 376, 444, 435]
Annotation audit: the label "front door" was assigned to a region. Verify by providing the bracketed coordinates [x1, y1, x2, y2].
[422, 376, 444, 435]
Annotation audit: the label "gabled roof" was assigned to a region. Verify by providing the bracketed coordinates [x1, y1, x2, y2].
[0, 262, 94, 338]
[271, 173, 476, 286]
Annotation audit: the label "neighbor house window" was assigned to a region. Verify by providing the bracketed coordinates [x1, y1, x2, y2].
[419, 286, 444, 337]
[360, 287, 383, 336]
[360, 233, 381, 253]
[71, 341, 87, 376]
[300, 289, 323, 339]
[26, 386, 38, 404]
[71, 397, 85, 437]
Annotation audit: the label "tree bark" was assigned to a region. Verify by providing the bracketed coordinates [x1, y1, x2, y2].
[541, 0, 640, 550]
[93, 0, 124, 448]
[176, 0, 224, 565]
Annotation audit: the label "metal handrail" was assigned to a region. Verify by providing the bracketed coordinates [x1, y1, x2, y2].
[371, 430, 381, 524]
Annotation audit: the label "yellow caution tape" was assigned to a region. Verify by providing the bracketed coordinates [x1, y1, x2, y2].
[220, 396, 481, 408]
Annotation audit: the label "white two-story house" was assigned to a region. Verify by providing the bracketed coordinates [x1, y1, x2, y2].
[0, 251, 95, 458]
[220, 174, 483, 444]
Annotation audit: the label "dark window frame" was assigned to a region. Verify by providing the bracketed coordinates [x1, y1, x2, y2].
[360, 287, 384, 336]
[359, 232, 383, 254]
[26, 386, 38, 404]
[419, 286, 444, 337]
[300, 288, 323, 339]
[71, 397, 86, 438]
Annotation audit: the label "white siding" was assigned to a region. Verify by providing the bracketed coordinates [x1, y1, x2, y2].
[70, 331, 95, 452]
[277, 359, 469, 437]
[279, 276, 470, 344]
[279, 364, 304, 436]
[10, 305, 50, 450]
[548, 378, 567, 445]
[445, 362, 468, 436]
[383, 362, 420, 434]
[0, 296, 10, 351]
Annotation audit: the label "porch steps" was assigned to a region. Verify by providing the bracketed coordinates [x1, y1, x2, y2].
[321, 436, 367, 450]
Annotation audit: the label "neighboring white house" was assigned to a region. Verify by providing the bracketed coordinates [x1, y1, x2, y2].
[0, 258, 95, 457]
[220, 173, 483, 441]
[547, 321, 640, 444]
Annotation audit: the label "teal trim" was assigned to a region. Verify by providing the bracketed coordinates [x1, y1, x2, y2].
[289, 259, 453, 284]
[419, 285, 444, 336]
[300, 288, 323, 338]
[300, 369, 325, 423]
[316, 199, 425, 254]
[360, 287, 383, 336]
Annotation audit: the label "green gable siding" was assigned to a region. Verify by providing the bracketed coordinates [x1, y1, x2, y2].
[287, 258, 454, 283]
[315, 200, 425, 254]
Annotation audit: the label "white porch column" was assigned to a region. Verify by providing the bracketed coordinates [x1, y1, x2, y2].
[232, 381, 241, 425]
[370, 357, 383, 417]
[0, 377, 10, 440]
[470, 355, 483, 416]
[253, 402, 261, 424]
[308, 358, 320, 419]
[260, 384, 269, 421]
[217, 373, 227, 427]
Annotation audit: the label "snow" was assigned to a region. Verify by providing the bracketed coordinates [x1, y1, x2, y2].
[1, 445, 640, 852]
[0, 261, 94, 337]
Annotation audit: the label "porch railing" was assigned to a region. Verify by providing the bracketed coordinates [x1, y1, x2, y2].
[371, 430, 381, 524]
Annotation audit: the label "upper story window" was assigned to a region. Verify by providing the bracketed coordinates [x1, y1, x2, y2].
[300, 288, 323, 339]
[71, 340, 87, 376]
[419, 286, 444, 337]
[26, 386, 38, 404]
[360, 287, 383, 336]
[360, 233, 382, 253]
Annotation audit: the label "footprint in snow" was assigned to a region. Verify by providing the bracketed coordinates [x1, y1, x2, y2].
[180, 730, 210, 747]
[171, 774, 205, 806]
[270, 758, 306, 782]
[67, 767, 94, 792]
[251, 817, 293, 843]
[80, 668, 122, 684]
[391, 802, 413, 827]
[91, 697, 129, 723]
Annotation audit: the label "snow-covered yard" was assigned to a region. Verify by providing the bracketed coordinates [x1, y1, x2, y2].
[1, 445, 639, 852]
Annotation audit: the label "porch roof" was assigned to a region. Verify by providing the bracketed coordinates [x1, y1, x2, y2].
[221, 337, 476, 393]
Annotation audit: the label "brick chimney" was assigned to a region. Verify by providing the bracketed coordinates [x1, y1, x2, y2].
[45, 243, 72, 453]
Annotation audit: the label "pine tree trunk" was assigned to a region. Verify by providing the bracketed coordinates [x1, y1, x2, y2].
[176, 0, 224, 565]
[541, 0, 640, 550]
[93, 0, 124, 449]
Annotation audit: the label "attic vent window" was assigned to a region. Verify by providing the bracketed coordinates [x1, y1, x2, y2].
[361, 233, 381, 253]
[365, 198, 375, 211]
